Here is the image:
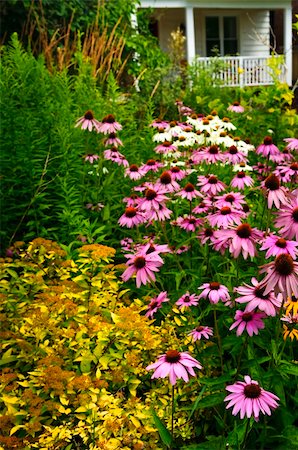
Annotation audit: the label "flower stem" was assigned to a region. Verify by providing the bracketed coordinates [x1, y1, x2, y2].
[213, 309, 224, 374]
[171, 384, 175, 439]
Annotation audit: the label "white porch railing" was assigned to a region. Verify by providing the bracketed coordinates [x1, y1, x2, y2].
[192, 55, 286, 87]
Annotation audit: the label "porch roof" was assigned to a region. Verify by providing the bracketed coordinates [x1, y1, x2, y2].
[139, 0, 291, 9]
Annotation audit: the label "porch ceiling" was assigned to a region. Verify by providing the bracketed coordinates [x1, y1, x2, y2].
[139, 0, 292, 9]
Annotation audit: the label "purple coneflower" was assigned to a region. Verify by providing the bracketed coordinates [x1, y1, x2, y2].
[189, 325, 213, 341]
[75, 110, 101, 132]
[145, 291, 170, 319]
[260, 234, 298, 259]
[213, 224, 263, 259]
[176, 215, 203, 232]
[124, 164, 146, 181]
[169, 166, 187, 181]
[261, 174, 289, 209]
[198, 281, 230, 305]
[139, 186, 169, 213]
[146, 350, 202, 385]
[214, 192, 246, 210]
[207, 206, 246, 228]
[84, 154, 100, 164]
[103, 148, 128, 167]
[201, 145, 225, 164]
[256, 136, 280, 157]
[104, 132, 123, 148]
[274, 194, 298, 240]
[224, 145, 247, 165]
[118, 207, 146, 228]
[197, 227, 217, 245]
[154, 141, 178, 155]
[146, 203, 173, 222]
[176, 182, 202, 201]
[197, 174, 227, 196]
[225, 375, 279, 421]
[259, 254, 298, 299]
[97, 114, 122, 134]
[150, 118, 169, 130]
[155, 171, 180, 193]
[141, 159, 164, 174]
[284, 137, 298, 151]
[122, 247, 164, 288]
[227, 101, 245, 113]
[275, 162, 298, 183]
[234, 277, 282, 316]
[230, 171, 254, 190]
[193, 198, 213, 214]
[230, 310, 266, 336]
[175, 292, 200, 309]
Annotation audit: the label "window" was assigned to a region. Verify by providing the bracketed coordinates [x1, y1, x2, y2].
[205, 16, 238, 56]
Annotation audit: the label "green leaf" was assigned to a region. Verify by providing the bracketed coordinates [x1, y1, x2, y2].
[279, 362, 298, 376]
[189, 386, 207, 419]
[196, 392, 226, 408]
[151, 408, 173, 448]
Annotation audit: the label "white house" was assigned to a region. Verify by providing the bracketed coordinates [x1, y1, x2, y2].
[138, 0, 294, 86]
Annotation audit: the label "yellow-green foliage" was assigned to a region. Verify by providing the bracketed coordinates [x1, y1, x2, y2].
[0, 239, 175, 450]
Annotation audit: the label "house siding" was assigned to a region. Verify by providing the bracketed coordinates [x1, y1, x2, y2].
[146, 8, 271, 58]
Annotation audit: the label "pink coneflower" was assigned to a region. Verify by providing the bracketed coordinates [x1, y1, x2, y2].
[155, 171, 180, 193]
[253, 162, 271, 177]
[176, 182, 202, 201]
[225, 375, 279, 421]
[189, 325, 213, 341]
[147, 203, 173, 222]
[75, 110, 101, 131]
[175, 292, 200, 309]
[122, 247, 164, 288]
[230, 171, 254, 190]
[224, 145, 247, 165]
[124, 164, 146, 181]
[103, 148, 128, 167]
[123, 193, 141, 207]
[274, 195, 298, 240]
[146, 350, 202, 385]
[256, 136, 280, 157]
[198, 282, 230, 305]
[270, 148, 293, 164]
[118, 207, 146, 228]
[141, 159, 164, 174]
[214, 192, 246, 210]
[176, 215, 203, 232]
[235, 277, 282, 316]
[169, 166, 187, 181]
[261, 174, 289, 209]
[104, 133, 123, 147]
[97, 114, 122, 134]
[139, 186, 169, 212]
[197, 175, 227, 196]
[193, 198, 213, 214]
[207, 206, 246, 228]
[275, 162, 298, 183]
[284, 137, 298, 151]
[139, 240, 172, 255]
[227, 101, 245, 113]
[84, 153, 100, 164]
[150, 118, 169, 130]
[154, 141, 178, 155]
[230, 310, 266, 336]
[260, 234, 298, 259]
[145, 291, 170, 319]
[213, 224, 263, 259]
[259, 254, 298, 299]
[197, 227, 217, 245]
[201, 145, 225, 164]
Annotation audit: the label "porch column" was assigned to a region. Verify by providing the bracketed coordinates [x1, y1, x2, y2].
[185, 7, 196, 64]
[284, 6, 292, 86]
